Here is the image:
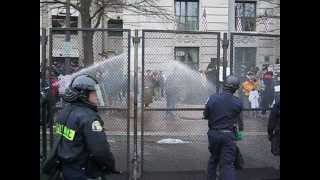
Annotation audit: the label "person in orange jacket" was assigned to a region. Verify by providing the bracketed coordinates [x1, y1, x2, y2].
[241, 71, 259, 109]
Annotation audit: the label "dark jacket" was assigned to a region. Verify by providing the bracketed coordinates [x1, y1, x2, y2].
[204, 90, 244, 132]
[56, 102, 115, 178]
[268, 100, 280, 138]
[268, 100, 280, 156]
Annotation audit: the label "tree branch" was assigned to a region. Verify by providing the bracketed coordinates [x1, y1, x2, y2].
[90, 5, 105, 20]
[124, 0, 175, 22]
[94, 11, 104, 28]
[40, 0, 80, 11]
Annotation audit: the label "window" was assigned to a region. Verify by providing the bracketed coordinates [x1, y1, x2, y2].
[175, 47, 199, 70]
[234, 47, 257, 82]
[235, 1, 256, 31]
[107, 18, 123, 36]
[264, 56, 270, 63]
[52, 15, 78, 34]
[175, 0, 199, 31]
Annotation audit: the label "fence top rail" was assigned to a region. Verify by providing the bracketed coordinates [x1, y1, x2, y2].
[55, 106, 128, 111]
[144, 108, 273, 111]
[142, 29, 221, 35]
[49, 27, 131, 32]
[230, 31, 280, 37]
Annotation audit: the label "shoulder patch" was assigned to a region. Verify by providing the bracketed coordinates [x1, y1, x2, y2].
[91, 120, 103, 132]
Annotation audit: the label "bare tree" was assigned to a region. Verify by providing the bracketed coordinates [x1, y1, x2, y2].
[40, 0, 174, 66]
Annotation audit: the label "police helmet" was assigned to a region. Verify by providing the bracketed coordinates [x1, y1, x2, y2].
[63, 74, 99, 103]
[223, 75, 240, 92]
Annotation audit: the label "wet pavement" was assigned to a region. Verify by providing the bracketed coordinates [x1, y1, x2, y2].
[98, 106, 279, 180]
[41, 101, 279, 180]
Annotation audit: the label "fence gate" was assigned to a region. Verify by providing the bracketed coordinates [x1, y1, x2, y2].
[140, 30, 221, 180]
[41, 28, 132, 179]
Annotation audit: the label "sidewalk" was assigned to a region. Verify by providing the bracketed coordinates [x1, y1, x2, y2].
[105, 168, 279, 180]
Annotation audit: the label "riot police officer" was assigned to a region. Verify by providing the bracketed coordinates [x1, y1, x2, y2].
[204, 75, 244, 180]
[56, 74, 116, 180]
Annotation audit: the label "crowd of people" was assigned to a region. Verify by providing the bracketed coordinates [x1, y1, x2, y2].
[41, 59, 280, 114]
[240, 63, 280, 117]
[40, 60, 82, 107]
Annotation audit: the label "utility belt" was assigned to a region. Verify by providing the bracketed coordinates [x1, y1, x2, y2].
[211, 129, 233, 133]
[209, 125, 238, 134]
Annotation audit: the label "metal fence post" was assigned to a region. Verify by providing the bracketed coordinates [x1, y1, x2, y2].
[127, 30, 132, 180]
[64, 0, 71, 74]
[222, 32, 229, 82]
[48, 28, 54, 149]
[216, 33, 221, 93]
[41, 28, 48, 160]
[140, 30, 145, 180]
[229, 33, 234, 75]
[132, 29, 141, 180]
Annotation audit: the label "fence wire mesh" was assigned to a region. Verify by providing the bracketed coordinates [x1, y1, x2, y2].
[140, 30, 279, 179]
[41, 28, 280, 180]
[141, 30, 220, 178]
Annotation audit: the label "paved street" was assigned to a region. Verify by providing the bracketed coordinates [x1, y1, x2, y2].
[41, 102, 279, 180]
[41, 98, 279, 180]
[98, 106, 279, 180]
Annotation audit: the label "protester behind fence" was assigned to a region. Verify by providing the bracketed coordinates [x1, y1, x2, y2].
[252, 66, 260, 77]
[248, 87, 260, 118]
[159, 71, 165, 98]
[52, 60, 64, 77]
[144, 70, 154, 107]
[152, 70, 161, 101]
[260, 65, 275, 115]
[49, 71, 59, 105]
[70, 61, 81, 74]
[165, 68, 181, 119]
[206, 60, 218, 88]
[241, 71, 259, 109]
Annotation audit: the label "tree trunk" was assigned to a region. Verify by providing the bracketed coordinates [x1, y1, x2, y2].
[80, 0, 94, 66]
[81, 29, 94, 66]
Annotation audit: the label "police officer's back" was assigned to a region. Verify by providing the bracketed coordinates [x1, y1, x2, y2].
[57, 74, 115, 180]
[204, 75, 244, 180]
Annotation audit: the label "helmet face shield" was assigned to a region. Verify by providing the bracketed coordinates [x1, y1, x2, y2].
[94, 84, 105, 106]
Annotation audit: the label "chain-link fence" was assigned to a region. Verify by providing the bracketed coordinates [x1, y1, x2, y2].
[230, 33, 280, 113]
[41, 28, 132, 177]
[41, 28, 280, 180]
[140, 30, 220, 179]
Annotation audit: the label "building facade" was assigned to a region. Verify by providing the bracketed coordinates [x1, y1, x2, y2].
[40, 0, 280, 76]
